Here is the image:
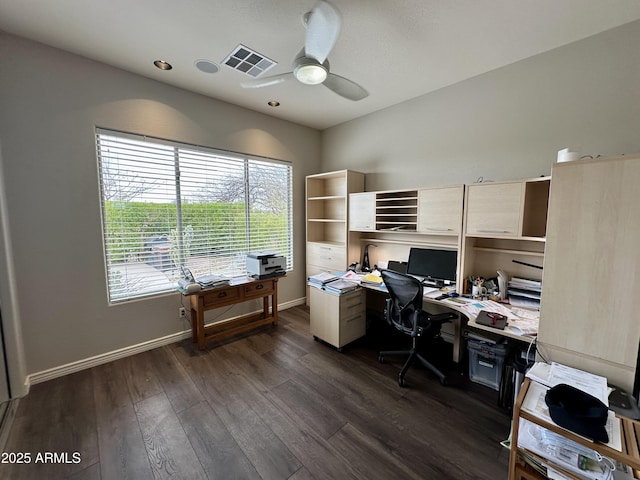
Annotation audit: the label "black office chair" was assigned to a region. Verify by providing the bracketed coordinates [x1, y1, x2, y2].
[378, 269, 457, 387]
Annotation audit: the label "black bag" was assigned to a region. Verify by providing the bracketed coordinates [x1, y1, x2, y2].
[545, 383, 609, 443]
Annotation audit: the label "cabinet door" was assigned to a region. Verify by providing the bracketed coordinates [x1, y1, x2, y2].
[309, 287, 340, 346]
[539, 155, 640, 386]
[417, 186, 464, 234]
[349, 192, 376, 231]
[465, 182, 524, 236]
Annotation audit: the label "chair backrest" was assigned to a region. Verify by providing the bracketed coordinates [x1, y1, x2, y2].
[381, 269, 423, 334]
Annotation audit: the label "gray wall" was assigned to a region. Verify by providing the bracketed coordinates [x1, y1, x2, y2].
[322, 20, 640, 191]
[0, 32, 320, 383]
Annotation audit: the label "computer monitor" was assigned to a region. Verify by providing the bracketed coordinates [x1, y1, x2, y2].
[406, 247, 457, 286]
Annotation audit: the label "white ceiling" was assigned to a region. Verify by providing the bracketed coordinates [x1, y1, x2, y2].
[2, 0, 640, 130]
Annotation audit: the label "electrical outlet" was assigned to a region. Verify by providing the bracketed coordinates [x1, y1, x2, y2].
[179, 307, 186, 318]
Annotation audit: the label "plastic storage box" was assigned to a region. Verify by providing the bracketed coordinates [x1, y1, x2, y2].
[468, 339, 508, 391]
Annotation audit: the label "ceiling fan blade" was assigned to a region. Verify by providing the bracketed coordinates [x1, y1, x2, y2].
[305, 1, 341, 64]
[323, 73, 369, 101]
[241, 72, 294, 89]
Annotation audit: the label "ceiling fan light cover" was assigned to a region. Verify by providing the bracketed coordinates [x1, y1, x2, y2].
[294, 64, 327, 85]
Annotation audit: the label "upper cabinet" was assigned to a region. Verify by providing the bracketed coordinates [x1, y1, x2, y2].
[464, 177, 550, 239]
[349, 192, 376, 231]
[417, 185, 464, 235]
[349, 185, 464, 236]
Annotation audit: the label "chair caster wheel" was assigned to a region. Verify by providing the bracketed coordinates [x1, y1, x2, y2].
[378, 355, 384, 364]
[398, 376, 406, 388]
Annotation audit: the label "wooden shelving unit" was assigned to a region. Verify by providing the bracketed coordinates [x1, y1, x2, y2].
[305, 170, 364, 280]
[459, 177, 550, 294]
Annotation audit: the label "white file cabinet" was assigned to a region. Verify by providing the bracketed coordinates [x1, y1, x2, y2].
[309, 287, 366, 351]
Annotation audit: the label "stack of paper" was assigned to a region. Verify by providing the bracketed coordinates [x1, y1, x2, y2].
[197, 274, 230, 288]
[323, 279, 360, 295]
[307, 272, 339, 289]
[508, 277, 542, 309]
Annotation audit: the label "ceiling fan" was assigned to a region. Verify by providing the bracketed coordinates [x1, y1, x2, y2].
[241, 1, 368, 101]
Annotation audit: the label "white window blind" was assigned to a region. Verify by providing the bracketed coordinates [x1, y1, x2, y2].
[96, 128, 293, 303]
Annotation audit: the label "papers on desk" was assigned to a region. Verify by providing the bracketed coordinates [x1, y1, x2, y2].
[461, 299, 539, 336]
[360, 272, 383, 285]
[307, 271, 339, 287]
[526, 362, 609, 407]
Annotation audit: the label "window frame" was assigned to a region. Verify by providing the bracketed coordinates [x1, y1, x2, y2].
[95, 128, 294, 304]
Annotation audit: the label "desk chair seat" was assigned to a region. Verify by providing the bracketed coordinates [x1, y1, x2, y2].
[378, 269, 457, 387]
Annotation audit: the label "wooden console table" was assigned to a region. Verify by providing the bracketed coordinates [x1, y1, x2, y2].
[185, 276, 282, 349]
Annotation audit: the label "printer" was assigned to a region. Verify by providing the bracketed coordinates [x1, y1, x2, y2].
[246, 251, 286, 279]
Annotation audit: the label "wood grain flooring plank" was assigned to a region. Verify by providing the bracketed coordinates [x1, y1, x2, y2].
[329, 422, 439, 480]
[147, 345, 204, 414]
[288, 466, 316, 480]
[270, 378, 346, 440]
[134, 392, 207, 480]
[242, 332, 277, 356]
[122, 350, 164, 404]
[178, 401, 261, 480]
[250, 384, 360, 480]
[92, 361, 154, 480]
[221, 338, 289, 390]
[66, 461, 101, 480]
[213, 398, 301, 480]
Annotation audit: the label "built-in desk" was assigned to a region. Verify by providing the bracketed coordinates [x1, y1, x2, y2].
[360, 282, 536, 362]
[184, 276, 281, 350]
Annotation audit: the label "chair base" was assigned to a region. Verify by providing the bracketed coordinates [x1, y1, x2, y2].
[378, 348, 447, 387]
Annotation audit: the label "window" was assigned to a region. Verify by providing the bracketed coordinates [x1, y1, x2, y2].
[95, 128, 293, 303]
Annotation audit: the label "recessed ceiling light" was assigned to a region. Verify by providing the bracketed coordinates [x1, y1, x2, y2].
[267, 101, 280, 107]
[154, 60, 173, 71]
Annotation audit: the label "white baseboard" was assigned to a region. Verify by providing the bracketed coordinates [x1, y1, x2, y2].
[26, 298, 305, 387]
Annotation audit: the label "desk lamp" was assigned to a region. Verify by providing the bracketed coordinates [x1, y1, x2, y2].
[362, 244, 377, 272]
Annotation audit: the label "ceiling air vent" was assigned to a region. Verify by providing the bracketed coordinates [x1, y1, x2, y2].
[222, 44, 277, 78]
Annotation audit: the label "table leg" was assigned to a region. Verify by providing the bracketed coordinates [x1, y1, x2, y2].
[272, 284, 278, 325]
[196, 296, 206, 350]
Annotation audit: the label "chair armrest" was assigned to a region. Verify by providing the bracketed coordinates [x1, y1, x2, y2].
[426, 312, 457, 325]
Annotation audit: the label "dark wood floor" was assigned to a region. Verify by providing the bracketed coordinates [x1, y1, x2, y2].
[0, 306, 511, 479]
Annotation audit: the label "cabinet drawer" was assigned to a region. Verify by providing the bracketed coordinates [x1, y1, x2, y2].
[339, 289, 365, 316]
[244, 280, 274, 298]
[307, 242, 346, 270]
[203, 287, 240, 307]
[339, 312, 366, 345]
